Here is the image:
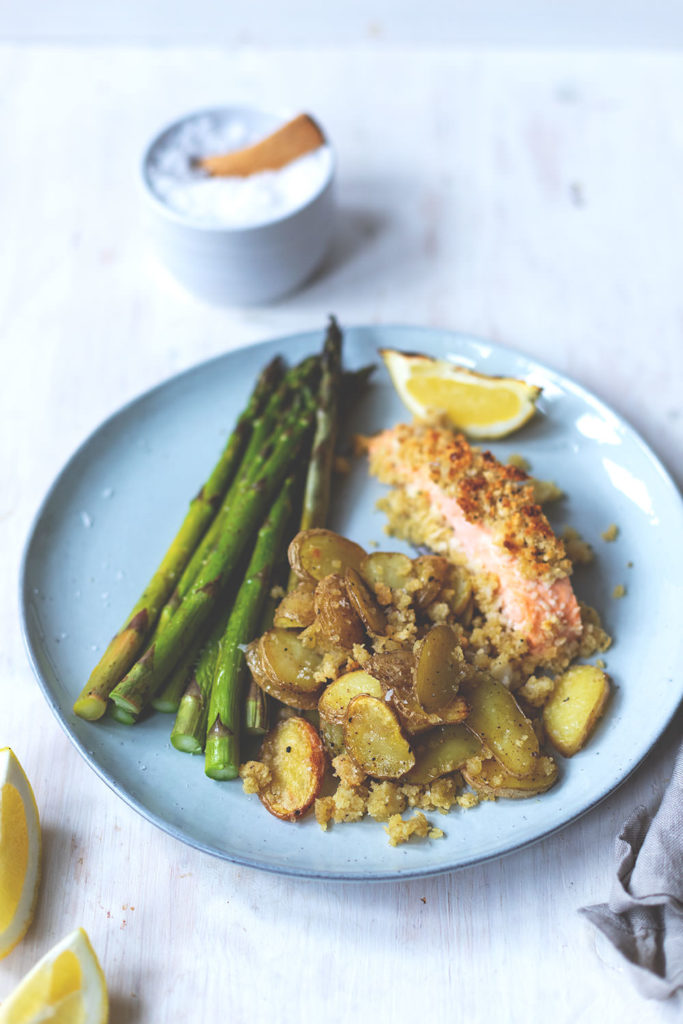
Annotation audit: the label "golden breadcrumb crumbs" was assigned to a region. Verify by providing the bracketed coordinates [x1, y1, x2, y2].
[385, 811, 442, 846]
[596, 658, 606, 669]
[531, 479, 564, 504]
[269, 584, 286, 599]
[332, 753, 366, 788]
[601, 523, 619, 542]
[612, 584, 626, 599]
[366, 781, 407, 821]
[562, 527, 594, 566]
[517, 674, 556, 708]
[457, 792, 480, 810]
[239, 761, 271, 794]
[334, 455, 352, 475]
[508, 454, 531, 472]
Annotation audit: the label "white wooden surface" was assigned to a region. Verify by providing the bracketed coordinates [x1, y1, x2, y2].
[1, 46, 682, 1023]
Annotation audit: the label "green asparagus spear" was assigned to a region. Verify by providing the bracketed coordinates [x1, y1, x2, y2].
[205, 474, 299, 780]
[155, 356, 320, 636]
[299, 315, 342, 532]
[170, 618, 225, 753]
[108, 398, 315, 717]
[73, 355, 283, 721]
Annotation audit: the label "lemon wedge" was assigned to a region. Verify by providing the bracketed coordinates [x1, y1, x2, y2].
[0, 750, 41, 960]
[381, 348, 541, 439]
[0, 928, 108, 1024]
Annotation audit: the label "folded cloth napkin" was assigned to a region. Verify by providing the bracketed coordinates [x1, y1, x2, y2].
[580, 743, 683, 999]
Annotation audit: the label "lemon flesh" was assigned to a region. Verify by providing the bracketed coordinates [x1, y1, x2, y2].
[381, 349, 541, 439]
[0, 750, 41, 959]
[0, 928, 108, 1024]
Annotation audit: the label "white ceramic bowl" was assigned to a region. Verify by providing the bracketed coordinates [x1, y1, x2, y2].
[140, 106, 335, 305]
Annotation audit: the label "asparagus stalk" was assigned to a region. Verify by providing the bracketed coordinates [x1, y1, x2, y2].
[170, 618, 225, 753]
[73, 355, 283, 721]
[299, 316, 342, 532]
[108, 397, 315, 717]
[151, 629, 210, 714]
[155, 356, 320, 636]
[205, 474, 299, 780]
[244, 585, 281, 735]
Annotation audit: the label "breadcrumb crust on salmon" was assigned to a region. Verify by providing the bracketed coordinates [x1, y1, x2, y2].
[365, 423, 572, 583]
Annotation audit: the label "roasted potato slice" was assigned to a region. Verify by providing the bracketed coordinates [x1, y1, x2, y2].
[257, 717, 326, 821]
[412, 555, 450, 611]
[403, 724, 482, 785]
[369, 649, 469, 734]
[414, 624, 467, 713]
[345, 567, 387, 634]
[273, 581, 316, 629]
[463, 755, 558, 798]
[245, 640, 320, 710]
[462, 673, 539, 777]
[542, 665, 610, 757]
[289, 529, 366, 583]
[360, 551, 413, 595]
[344, 695, 415, 779]
[260, 628, 325, 694]
[318, 717, 345, 758]
[318, 670, 384, 725]
[443, 564, 473, 619]
[314, 574, 365, 649]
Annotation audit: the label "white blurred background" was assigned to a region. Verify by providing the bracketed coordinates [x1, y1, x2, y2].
[2, 0, 683, 47]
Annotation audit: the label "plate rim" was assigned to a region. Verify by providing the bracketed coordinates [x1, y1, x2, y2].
[19, 324, 683, 881]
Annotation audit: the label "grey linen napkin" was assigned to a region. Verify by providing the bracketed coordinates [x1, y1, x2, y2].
[580, 743, 683, 999]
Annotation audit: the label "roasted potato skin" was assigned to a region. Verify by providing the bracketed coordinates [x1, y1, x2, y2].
[245, 640, 321, 710]
[542, 665, 610, 757]
[273, 581, 316, 629]
[257, 717, 326, 821]
[403, 724, 482, 785]
[288, 529, 367, 583]
[368, 650, 469, 735]
[314, 574, 366, 649]
[463, 755, 558, 799]
[461, 673, 539, 777]
[344, 694, 415, 780]
[318, 670, 384, 726]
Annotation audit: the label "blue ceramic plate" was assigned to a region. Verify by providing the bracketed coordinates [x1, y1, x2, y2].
[20, 326, 683, 880]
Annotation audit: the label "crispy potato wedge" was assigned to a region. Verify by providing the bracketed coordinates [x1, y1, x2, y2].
[345, 695, 415, 779]
[463, 755, 558, 798]
[360, 551, 414, 595]
[289, 529, 366, 583]
[412, 555, 450, 611]
[345, 567, 387, 634]
[462, 674, 539, 777]
[257, 717, 326, 821]
[314, 574, 365, 649]
[318, 670, 384, 725]
[543, 665, 610, 757]
[414, 624, 466, 713]
[403, 724, 482, 785]
[260, 628, 325, 694]
[368, 650, 469, 734]
[273, 581, 316, 629]
[245, 640, 320, 710]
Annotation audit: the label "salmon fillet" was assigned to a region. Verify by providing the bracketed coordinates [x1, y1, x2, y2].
[365, 423, 582, 654]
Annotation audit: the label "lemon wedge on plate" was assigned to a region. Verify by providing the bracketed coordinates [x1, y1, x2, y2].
[0, 749, 41, 960]
[381, 348, 541, 439]
[0, 928, 108, 1024]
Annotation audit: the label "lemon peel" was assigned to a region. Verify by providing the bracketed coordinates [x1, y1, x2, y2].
[381, 349, 541, 439]
[0, 749, 41, 960]
[0, 928, 108, 1024]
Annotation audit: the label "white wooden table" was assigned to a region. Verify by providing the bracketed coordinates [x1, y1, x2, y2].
[2, 46, 682, 1023]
